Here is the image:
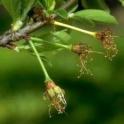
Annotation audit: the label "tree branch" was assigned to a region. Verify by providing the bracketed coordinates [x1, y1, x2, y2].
[0, 0, 77, 47]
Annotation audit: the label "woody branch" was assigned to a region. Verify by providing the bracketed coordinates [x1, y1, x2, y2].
[0, 0, 76, 47]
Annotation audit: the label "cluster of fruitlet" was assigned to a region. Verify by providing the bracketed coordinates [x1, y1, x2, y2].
[29, 19, 118, 115]
[0, 0, 118, 116]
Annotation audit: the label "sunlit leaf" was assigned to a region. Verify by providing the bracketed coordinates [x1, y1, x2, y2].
[72, 9, 118, 24]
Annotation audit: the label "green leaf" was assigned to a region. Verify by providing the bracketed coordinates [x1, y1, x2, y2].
[56, 9, 68, 19]
[31, 30, 71, 52]
[21, 0, 37, 21]
[1, 0, 36, 31]
[119, 0, 124, 6]
[42, 0, 56, 12]
[1, 0, 36, 22]
[52, 30, 72, 44]
[68, 4, 78, 13]
[1, 0, 22, 21]
[72, 9, 118, 24]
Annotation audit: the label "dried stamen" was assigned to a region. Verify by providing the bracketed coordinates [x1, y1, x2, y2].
[44, 80, 67, 116]
[96, 28, 118, 60]
[71, 43, 92, 77]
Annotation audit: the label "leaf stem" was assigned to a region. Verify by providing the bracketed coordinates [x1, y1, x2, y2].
[29, 40, 51, 81]
[88, 51, 104, 55]
[53, 21, 96, 36]
[31, 37, 71, 50]
[54, 42, 71, 49]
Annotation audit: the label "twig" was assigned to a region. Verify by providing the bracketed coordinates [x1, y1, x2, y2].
[0, 0, 76, 47]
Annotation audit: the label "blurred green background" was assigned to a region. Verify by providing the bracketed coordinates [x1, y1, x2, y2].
[0, 1, 124, 124]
